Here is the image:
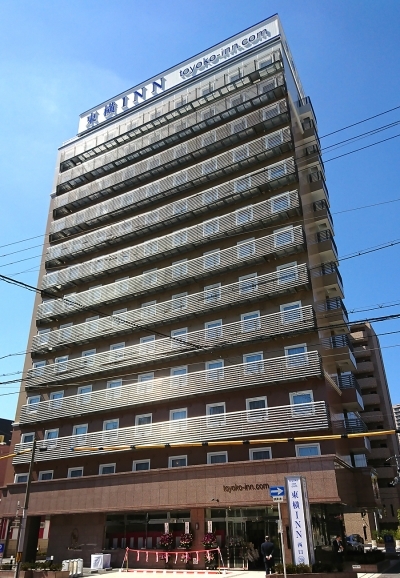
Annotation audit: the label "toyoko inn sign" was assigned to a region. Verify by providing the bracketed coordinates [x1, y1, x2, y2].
[78, 16, 280, 134]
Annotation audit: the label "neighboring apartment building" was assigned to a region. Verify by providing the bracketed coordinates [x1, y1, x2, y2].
[0, 15, 383, 566]
[394, 404, 400, 448]
[0, 419, 12, 487]
[344, 323, 400, 538]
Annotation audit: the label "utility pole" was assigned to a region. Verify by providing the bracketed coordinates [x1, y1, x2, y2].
[14, 438, 36, 578]
[277, 501, 287, 578]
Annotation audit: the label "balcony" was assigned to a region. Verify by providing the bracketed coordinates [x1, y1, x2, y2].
[369, 447, 391, 460]
[60, 50, 284, 172]
[20, 351, 322, 424]
[38, 226, 306, 320]
[44, 191, 298, 290]
[355, 361, 374, 374]
[321, 333, 356, 369]
[312, 199, 333, 231]
[54, 75, 287, 215]
[57, 77, 288, 197]
[51, 127, 295, 241]
[312, 261, 344, 298]
[335, 374, 364, 411]
[357, 376, 377, 390]
[362, 411, 384, 424]
[302, 117, 320, 147]
[362, 394, 380, 406]
[332, 417, 368, 434]
[375, 465, 397, 479]
[315, 229, 338, 263]
[28, 305, 316, 388]
[308, 170, 329, 203]
[33, 264, 310, 352]
[351, 330, 368, 345]
[316, 297, 349, 329]
[14, 400, 329, 463]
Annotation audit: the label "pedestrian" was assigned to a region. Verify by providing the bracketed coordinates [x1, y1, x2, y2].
[332, 535, 344, 571]
[261, 535, 275, 576]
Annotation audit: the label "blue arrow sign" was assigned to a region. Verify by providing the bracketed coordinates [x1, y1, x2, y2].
[270, 486, 285, 497]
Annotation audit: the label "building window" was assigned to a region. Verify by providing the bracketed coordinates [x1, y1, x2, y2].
[174, 95, 187, 109]
[266, 130, 284, 149]
[202, 106, 215, 119]
[49, 391, 63, 410]
[82, 349, 96, 366]
[143, 269, 157, 287]
[229, 71, 242, 83]
[203, 159, 217, 175]
[145, 209, 160, 225]
[170, 408, 188, 431]
[175, 120, 187, 133]
[246, 396, 268, 422]
[207, 452, 228, 464]
[44, 429, 59, 449]
[203, 189, 218, 205]
[146, 182, 160, 197]
[202, 132, 216, 147]
[72, 424, 88, 446]
[205, 320, 223, 340]
[263, 104, 280, 121]
[239, 273, 258, 295]
[274, 226, 294, 248]
[133, 460, 150, 472]
[241, 311, 261, 332]
[85, 315, 99, 335]
[172, 259, 187, 278]
[280, 302, 302, 324]
[174, 171, 188, 186]
[204, 283, 221, 303]
[171, 328, 187, 349]
[353, 454, 368, 467]
[54, 355, 68, 373]
[295, 444, 320, 457]
[139, 335, 155, 354]
[206, 359, 224, 381]
[137, 372, 154, 393]
[141, 301, 156, 318]
[175, 144, 187, 158]
[144, 239, 159, 257]
[27, 396, 40, 413]
[290, 390, 314, 415]
[68, 467, 83, 478]
[170, 366, 188, 386]
[237, 238, 255, 259]
[171, 292, 187, 312]
[203, 218, 219, 237]
[99, 464, 116, 475]
[203, 249, 220, 269]
[38, 470, 53, 481]
[169, 455, 187, 468]
[268, 161, 289, 180]
[243, 352, 263, 375]
[285, 345, 308, 368]
[107, 379, 122, 400]
[135, 414, 152, 437]
[230, 94, 243, 108]
[109, 342, 125, 361]
[270, 192, 290, 213]
[103, 419, 119, 443]
[233, 145, 248, 163]
[206, 402, 226, 427]
[277, 262, 298, 284]
[37, 328, 50, 346]
[77, 385, 92, 405]
[236, 206, 253, 225]
[15, 474, 28, 483]
[173, 230, 188, 247]
[173, 199, 187, 215]
[232, 119, 247, 134]
[234, 177, 250, 193]
[115, 277, 129, 296]
[249, 447, 272, 460]
[59, 322, 73, 341]
[21, 433, 34, 444]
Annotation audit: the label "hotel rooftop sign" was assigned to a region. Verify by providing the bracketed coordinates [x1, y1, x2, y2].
[78, 15, 280, 134]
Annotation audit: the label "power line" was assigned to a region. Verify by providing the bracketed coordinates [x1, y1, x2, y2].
[320, 104, 400, 139]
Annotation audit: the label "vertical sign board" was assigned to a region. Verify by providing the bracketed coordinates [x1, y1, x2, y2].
[0, 543, 4, 561]
[207, 520, 213, 533]
[164, 522, 169, 533]
[285, 476, 315, 565]
[185, 522, 190, 534]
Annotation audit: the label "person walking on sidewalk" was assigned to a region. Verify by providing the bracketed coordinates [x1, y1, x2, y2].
[261, 535, 275, 575]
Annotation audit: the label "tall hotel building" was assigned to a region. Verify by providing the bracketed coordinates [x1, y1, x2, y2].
[0, 15, 383, 566]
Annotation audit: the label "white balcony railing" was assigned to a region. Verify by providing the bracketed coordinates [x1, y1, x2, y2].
[14, 400, 329, 463]
[37, 225, 305, 321]
[44, 182, 295, 289]
[47, 155, 294, 264]
[33, 263, 309, 352]
[28, 305, 315, 387]
[51, 98, 290, 236]
[20, 351, 322, 424]
[57, 86, 286, 193]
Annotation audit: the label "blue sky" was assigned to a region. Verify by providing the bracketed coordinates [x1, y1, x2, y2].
[0, 0, 400, 420]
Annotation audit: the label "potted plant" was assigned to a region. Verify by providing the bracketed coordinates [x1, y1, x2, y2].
[159, 532, 174, 550]
[179, 532, 193, 549]
[202, 532, 217, 548]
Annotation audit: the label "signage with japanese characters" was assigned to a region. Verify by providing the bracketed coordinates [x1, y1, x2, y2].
[285, 476, 315, 565]
[77, 16, 280, 134]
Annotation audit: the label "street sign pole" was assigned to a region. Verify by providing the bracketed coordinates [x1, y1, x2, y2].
[277, 501, 287, 578]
